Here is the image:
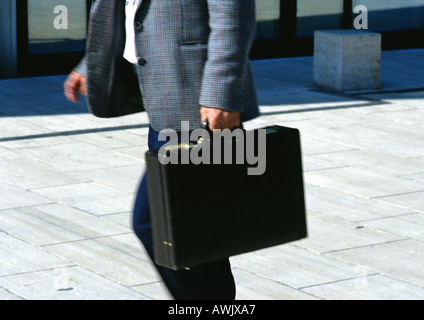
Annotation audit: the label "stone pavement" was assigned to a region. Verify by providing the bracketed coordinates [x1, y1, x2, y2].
[0, 49, 423, 300]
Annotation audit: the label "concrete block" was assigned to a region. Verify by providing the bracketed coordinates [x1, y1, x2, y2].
[314, 30, 381, 92]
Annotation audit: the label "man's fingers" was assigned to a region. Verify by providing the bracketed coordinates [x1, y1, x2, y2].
[200, 106, 240, 130]
[200, 106, 209, 125]
[64, 79, 79, 102]
[64, 71, 86, 103]
[64, 87, 80, 102]
[64, 83, 80, 102]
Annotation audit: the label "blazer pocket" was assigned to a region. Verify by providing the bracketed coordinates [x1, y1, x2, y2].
[179, 0, 210, 45]
[179, 45, 208, 94]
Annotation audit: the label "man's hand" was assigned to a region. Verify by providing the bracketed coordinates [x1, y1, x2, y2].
[64, 71, 87, 102]
[200, 106, 241, 130]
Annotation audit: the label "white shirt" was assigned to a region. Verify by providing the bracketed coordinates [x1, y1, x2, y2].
[123, 0, 141, 64]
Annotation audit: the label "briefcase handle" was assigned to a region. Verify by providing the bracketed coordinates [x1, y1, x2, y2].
[201, 119, 245, 133]
[201, 119, 212, 133]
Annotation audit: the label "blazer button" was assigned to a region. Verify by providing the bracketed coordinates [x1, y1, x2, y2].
[134, 22, 144, 32]
[138, 58, 147, 66]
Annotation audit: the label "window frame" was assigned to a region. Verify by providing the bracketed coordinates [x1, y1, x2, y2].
[15, 0, 424, 77]
[251, 0, 424, 60]
[16, 0, 92, 77]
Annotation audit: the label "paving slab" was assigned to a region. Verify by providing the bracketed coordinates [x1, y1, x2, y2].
[0, 117, 53, 141]
[0, 204, 131, 246]
[131, 282, 174, 300]
[302, 274, 424, 300]
[305, 184, 415, 222]
[0, 266, 150, 300]
[230, 245, 361, 290]
[232, 268, 318, 300]
[362, 213, 424, 241]
[0, 181, 52, 211]
[401, 172, 424, 184]
[377, 191, 424, 213]
[0, 146, 24, 160]
[0, 288, 22, 300]
[74, 164, 144, 194]
[44, 234, 160, 287]
[305, 166, 424, 199]
[325, 239, 424, 288]
[0, 158, 88, 189]
[31, 182, 134, 216]
[0, 232, 72, 277]
[17, 142, 141, 172]
[296, 211, 405, 254]
[312, 148, 424, 176]
[72, 130, 148, 149]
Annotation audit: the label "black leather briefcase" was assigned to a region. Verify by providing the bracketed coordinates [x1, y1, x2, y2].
[145, 125, 307, 270]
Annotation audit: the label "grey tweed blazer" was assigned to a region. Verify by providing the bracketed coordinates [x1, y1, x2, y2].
[75, 0, 259, 132]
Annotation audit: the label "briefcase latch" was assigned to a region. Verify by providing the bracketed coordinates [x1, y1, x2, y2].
[163, 241, 173, 247]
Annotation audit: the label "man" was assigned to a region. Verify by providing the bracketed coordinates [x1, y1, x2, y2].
[64, 0, 259, 299]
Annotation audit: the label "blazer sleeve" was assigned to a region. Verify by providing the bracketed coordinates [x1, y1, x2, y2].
[73, 55, 88, 78]
[199, 0, 256, 113]
[72, 0, 94, 78]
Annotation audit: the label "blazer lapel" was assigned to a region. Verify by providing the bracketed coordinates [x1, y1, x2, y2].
[85, 0, 144, 118]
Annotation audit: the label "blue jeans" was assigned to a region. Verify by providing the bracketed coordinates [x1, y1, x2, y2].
[132, 126, 236, 300]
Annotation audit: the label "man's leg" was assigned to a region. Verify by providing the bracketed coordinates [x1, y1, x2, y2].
[132, 126, 236, 300]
